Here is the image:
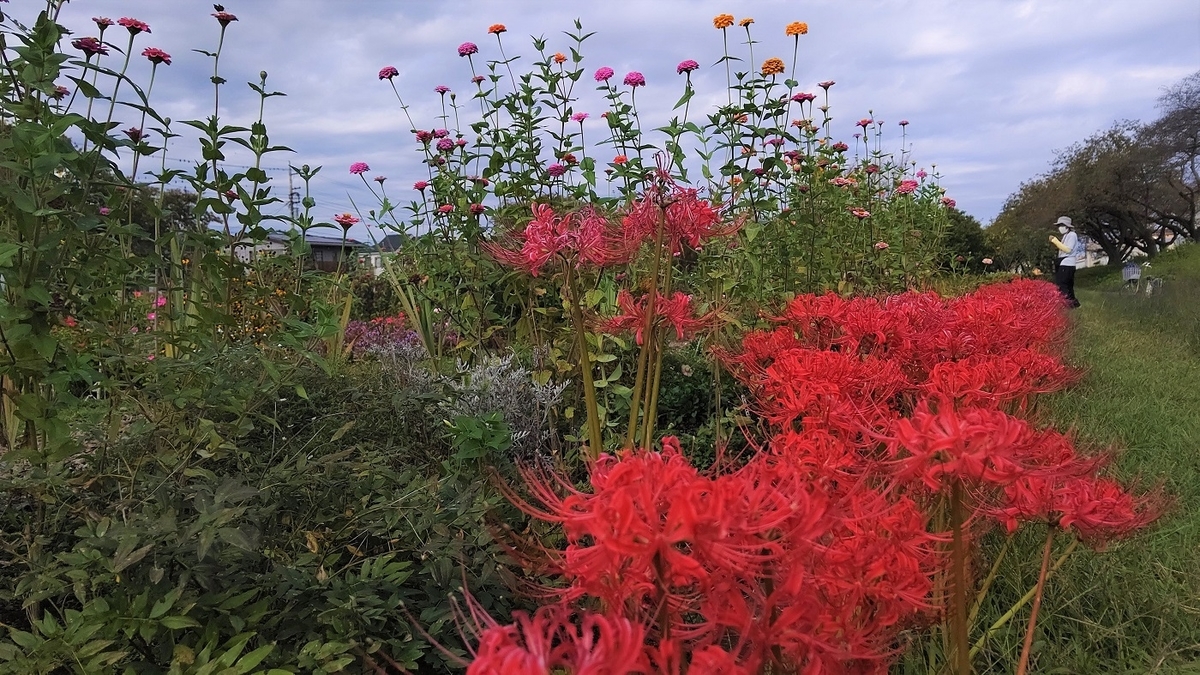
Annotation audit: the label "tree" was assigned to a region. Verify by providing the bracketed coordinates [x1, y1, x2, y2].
[943, 208, 995, 273]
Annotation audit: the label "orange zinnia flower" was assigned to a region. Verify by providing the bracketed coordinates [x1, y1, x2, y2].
[713, 13, 734, 29]
[786, 21, 809, 36]
[487, 23, 506, 34]
[739, 17, 754, 27]
[553, 52, 566, 64]
[761, 57, 785, 76]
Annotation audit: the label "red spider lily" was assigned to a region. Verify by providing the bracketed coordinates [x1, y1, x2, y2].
[598, 290, 719, 344]
[994, 474, 1165, 548]
[621, 181, 740, 254]
[483, 203, 636, 277]
[466, 604, 649, 675]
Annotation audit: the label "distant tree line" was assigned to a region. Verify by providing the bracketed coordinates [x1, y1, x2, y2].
[988, 70, 1199, 270]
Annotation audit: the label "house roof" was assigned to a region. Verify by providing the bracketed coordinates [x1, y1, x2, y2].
[263, 230, 366, 248]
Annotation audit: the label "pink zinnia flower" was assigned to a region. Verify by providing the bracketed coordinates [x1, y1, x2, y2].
[455, 138, 467, 147]
[571, 112, 588, 122]
[874, 240, 889, 249]
[334, 213, 359, 229]
[471, 75, 485, 84]
[72, 37, 108, 57]
[623, 71, 645, 87]
[433, 128, 449, 138]
[818, 80, 835, 89]
[99, 207, 111, 216]
[899, 119, 910, 127]
[141, 47, 171, 65]
[51, 86, 70, 100]
[458, 42, 479, 57]
[378, 65, 399, 80]
[124, 127, 146, 143]
[435, 85, 450, 94]
[437, 204, 454, 214]
[212, 12, 238, 26]
[916, 169, 928, 179]
[676, 59, 699, 74]
[93, 17, 115, 29]
[941, 197, 957, 208]
[896, 179, 919, 195]
[349, 162, 370, 175]
[146, 312, 156, 321]
[982, 257, 994, 265]
[156, 295, 167, 307]
[118, 17, 150, 35]
[436, 138, 454, 152]
[851, 208, 871, 219]
[765, 137, 785, 147]
[147, 354, 155, 361]
[470, 203, 486, 215]
[414, 181, 429, 191]
[374, 176, 387, 184]
[547, 163, 567, 177]
[857, 118, 873, 128]
[594, 67, 614, 82]
[791, 92, 816, 103]
[831, 142, 849, 152]
[415, 130, 433, 144]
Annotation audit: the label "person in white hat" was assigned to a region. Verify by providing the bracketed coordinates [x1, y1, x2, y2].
[1049, 216, 1082, 307]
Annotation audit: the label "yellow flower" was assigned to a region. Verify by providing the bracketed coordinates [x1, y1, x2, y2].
[761, 57, 786, 76]
[713, 13, 734, 29]
[739, 17, 754, 27]
[785, 21, 809, 36]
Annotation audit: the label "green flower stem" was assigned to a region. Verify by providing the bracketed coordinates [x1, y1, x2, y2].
[949, 479, 971, 675]
[625, 206, 666, 449]
[565, 265, 603, 459]
[969, 538, 1078, 660]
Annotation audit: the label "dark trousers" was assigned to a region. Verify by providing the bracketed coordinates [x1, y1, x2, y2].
[1054, 260, 1079, 307]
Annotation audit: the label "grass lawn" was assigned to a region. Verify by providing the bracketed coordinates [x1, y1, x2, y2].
[971, 244, 1200, 673]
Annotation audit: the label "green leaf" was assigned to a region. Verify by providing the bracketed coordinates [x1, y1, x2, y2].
[159, 616, 201, 630]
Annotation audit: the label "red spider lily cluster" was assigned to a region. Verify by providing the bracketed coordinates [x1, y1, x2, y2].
[599, 290, 718, 344]
[462, 279, 1163, 674]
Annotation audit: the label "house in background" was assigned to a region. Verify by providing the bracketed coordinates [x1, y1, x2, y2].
[233, 231, 369, 273]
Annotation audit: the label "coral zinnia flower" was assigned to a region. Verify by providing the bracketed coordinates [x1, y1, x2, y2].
[851, 209, 871, 219]
[118, 17, 151, 34]
[818, 80, 835, 89]
[141, 47, 171, 65]
[212, 12, 238, 26]
[378, 65, 399, 80]
[785, 21, 809, 36]
[437, 204, 454, 214]
[334, 213, 359, 229]
[413, 181, 428, 191]
[487, 23, 507, 34]
[761, 58, 785, 76]
[571, 112, 588, 122]
[623, 71, 645, 87]
[874, 240, 889, 250]
[713, 13, 735, 29]
[553, 52, 567, 64]
[613, 155, 628, 165]
[458, 41, 478, 57]
[896, 180, 919, 195]
[941, 197, 957, 208]
[739, 17, 755, 27]
[349, 162, 370, 175]
[594, 66, 614, 82]
[676, 59, 699, 75]
[93, 17, 115, 29]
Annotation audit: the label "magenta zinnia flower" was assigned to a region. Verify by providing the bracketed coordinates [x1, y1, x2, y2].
[414, 181, 429, 191]
[349, 162, 370, 175]
[141, 47, 171, 65]
[623, 71, 645, 87]
[676, 59, 699, 74]
[458, 42, 479, 57]
[433, 128, 449, 138]
[72, 37, 108, 57]
[471, 75, 485, 84]
[212, 12, 238, 26]
[791, 92, 816, 103]
[378, 65, 399, 80]
[594, 67, 614, 82]
[436, 138, 454, 152]
[571, 112, 588, 122]
[941, 197, 957, 208]
[435, 85, 450, 94]
[117, 17, 150, 34]
[334, 213, 359, 229]
[51, 85, 70, 100]
[93, 17, 115, 29]
[547, 163, 567, 177]
[124, 127, 146, 143]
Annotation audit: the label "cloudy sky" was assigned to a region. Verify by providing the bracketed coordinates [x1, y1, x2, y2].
[23, 0, 1200, 238]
